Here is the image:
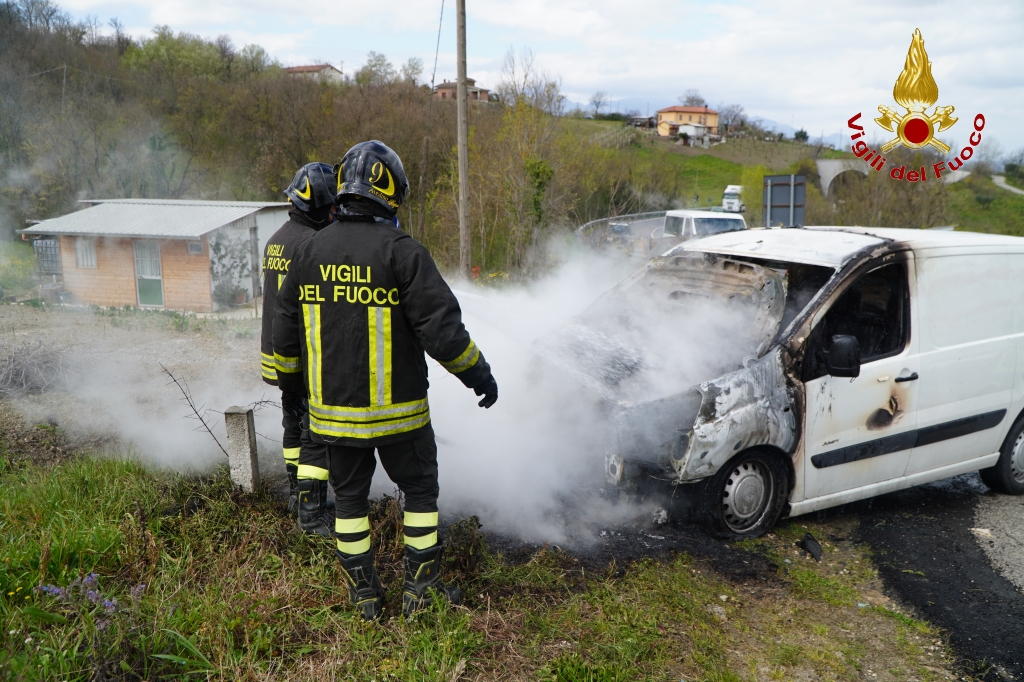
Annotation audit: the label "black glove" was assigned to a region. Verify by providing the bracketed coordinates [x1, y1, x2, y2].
[473, 374, 498, 409]
[280, 390, 308, 418]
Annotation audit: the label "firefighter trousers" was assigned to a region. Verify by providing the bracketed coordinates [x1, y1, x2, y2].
[280, 391, 329, 477]
[327, 424, 440, 556]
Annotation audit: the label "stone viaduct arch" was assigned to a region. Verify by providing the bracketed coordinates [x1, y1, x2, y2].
[816, 159, 869, 196]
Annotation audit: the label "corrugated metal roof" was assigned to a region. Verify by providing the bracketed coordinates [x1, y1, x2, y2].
[20, 200, 289, 239]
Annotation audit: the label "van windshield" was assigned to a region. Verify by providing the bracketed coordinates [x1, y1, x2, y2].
[693, 217, 745, 236]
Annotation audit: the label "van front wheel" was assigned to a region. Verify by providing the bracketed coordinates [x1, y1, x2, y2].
[704, 450, 789, 539]
[980, 415, 1024, 495]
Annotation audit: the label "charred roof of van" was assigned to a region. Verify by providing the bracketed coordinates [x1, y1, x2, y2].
[667, 226, 1024, 268]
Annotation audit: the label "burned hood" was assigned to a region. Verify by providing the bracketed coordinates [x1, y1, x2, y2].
[538, 253, 789, 404]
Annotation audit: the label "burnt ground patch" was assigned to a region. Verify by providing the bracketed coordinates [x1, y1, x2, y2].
[846, 474, 1024, 680]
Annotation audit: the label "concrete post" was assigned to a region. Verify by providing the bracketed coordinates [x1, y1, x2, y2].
[224, 406, 260, 492]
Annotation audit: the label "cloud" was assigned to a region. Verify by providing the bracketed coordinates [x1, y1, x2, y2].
[60, 0, 1024, 150]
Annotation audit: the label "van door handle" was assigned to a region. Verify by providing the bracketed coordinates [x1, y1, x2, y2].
[894, 372, 919, 383]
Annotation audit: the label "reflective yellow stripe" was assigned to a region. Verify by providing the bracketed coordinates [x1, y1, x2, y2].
[278, 273, 285, 290]
[303, 304, 323, 401]
[404, 532, 438, 550]
[404, 511, 438, 528]
[296, 464, 329, 481]
[439, 340, 480, 374]
[367, 306, 393, 406]
[262, 367, 278, 380]
[336, 537, 372, 554]
[310, 409, 431, 440]
[261, 352, 276, 365]
[309, 398, 428, 423]
[282, 447, 300, 463]
[335, 517, 370, 534]
[274, 353, 300, 373]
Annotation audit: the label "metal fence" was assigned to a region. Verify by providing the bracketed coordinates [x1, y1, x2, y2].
[575, 211, 667, 239]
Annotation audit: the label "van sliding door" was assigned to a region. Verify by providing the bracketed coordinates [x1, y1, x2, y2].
[905, 254, 1015, 476]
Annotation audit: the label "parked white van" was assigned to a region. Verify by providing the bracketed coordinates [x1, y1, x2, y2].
[600, 226, 1024, 537]
[646, 209, 747, 258]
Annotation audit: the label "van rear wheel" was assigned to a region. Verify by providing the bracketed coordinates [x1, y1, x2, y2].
[704, 449, 789, 539]
[980, 414, 1024, 495]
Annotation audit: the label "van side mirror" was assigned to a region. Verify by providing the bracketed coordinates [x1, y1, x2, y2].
[825, 335, 860, 378]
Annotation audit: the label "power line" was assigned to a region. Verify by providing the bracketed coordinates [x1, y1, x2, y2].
[0, 66, 64, 82]
[430, 0, 444, 90]
[0, 64, 134, 85]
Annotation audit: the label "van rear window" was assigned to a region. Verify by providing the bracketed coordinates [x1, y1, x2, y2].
[693, 217, 745, 236]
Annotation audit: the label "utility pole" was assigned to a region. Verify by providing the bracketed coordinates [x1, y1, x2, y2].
[456, 0, 471, 280]
[417, 136, 430, 241]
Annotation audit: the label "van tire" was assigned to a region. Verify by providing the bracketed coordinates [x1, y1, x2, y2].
[703, 449, 789, 540]
[980, 414, 1024, 495]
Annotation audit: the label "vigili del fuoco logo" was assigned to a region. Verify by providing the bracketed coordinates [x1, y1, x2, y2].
[847, 28, 985, 183]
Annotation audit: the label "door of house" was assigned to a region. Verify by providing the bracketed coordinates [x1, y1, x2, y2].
[133, 240, 163, 307]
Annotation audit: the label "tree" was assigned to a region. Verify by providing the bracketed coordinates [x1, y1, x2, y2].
[589, 90, 608, 117]
[679, 89, 706, 107]
[355, 51, 396, 86]
[401, 57, 423, 85]
[238, 44, 271, 74]
[717, 103, 745, 133]
[794, 129, 809, 142]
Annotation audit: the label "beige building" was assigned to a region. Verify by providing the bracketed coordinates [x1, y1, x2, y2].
[283, 64, 345, 83]
[656, 106, 719, 136]
[22, 199, 289, 312]
[433, 78, 490, 102]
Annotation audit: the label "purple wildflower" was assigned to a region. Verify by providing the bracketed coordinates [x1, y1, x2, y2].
[96, 618, 111, 631]
[37, 585, 66, 598]
[102, 598, 118, 614]
[129, 584, 146, 601]
[86, 590, 101, 604]
[82, 574, 98, 589]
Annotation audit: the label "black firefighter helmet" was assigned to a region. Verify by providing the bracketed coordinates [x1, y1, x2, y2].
[284, 162, 336, 213]
[335, 141, 409, 214]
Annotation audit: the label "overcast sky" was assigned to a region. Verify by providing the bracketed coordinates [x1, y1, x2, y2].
[61, 0, 1024, 154]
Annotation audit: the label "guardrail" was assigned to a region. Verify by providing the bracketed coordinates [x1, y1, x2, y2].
[575, 211, 667, 236]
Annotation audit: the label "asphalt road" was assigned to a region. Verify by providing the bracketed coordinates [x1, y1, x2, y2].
[845, 473, 1024, 681]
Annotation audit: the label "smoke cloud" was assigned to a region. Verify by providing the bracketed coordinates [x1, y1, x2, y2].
[8, 245, 762, 545]
[372, 246, 762, 543]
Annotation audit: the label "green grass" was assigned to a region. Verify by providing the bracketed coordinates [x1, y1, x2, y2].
[1003, 173, 1024, 191]
[947, 175, 1024, 236]
[0, 428, 963, 681]
[0, 241, 35, 293]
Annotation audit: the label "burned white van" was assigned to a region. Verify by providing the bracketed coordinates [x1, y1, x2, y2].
[580, 226, 1024, 538]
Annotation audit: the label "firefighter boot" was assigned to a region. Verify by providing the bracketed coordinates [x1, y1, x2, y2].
[336, 549, 384, 621]
[402, 544, 462, 617]
[296, 479, 334, 537]
[286, 463, 299, 514]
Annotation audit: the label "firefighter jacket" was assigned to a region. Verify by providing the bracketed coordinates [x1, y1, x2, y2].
[273, 217, 492, 447]
[260, 210, 322, 385]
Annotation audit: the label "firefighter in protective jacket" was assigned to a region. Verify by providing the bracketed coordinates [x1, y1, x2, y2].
[261, 162, 336, 536]
[273, 140, 498, 620]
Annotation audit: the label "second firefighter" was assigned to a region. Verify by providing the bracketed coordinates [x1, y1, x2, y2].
[274, 140, 498, 620]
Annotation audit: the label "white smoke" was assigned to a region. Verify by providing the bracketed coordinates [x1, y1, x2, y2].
[370, 246, 761, 543]
[8, 244, 762, 545]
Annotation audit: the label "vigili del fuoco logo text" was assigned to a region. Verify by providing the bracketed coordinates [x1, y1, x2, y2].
[847, 28, 985, 183]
